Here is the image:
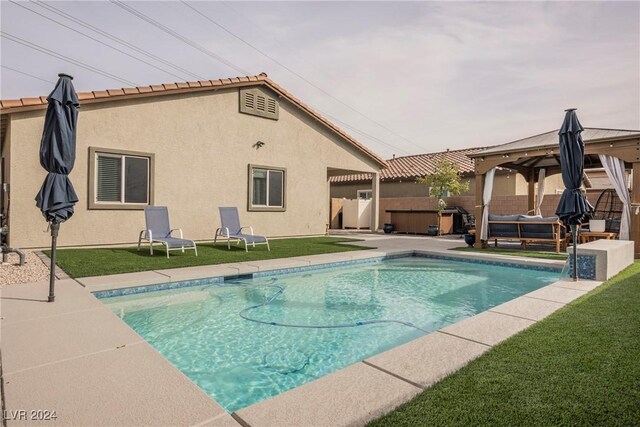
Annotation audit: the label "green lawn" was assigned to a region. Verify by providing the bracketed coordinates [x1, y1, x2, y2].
[369, 262, 640, 426]
[450, 246, 568, 261]
[49, 237, 368, 278]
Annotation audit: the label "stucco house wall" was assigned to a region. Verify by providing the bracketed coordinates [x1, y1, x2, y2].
[331, 172, 564, 200]
[5, 86, 381, 248]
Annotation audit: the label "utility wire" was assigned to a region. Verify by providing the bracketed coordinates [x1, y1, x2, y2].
[110, 0, 250, 76]
[31, 0, 205, 81]
[1, 31, 139, 86]
[181, 0, 425, 152]
[319, 109, 410, 155]
[1, 65, 55, 84]
[9, 1, 190, 81]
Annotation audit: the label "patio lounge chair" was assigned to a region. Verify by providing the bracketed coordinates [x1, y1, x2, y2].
[214, 207, 270, 252]
[137, 206, 198, 258]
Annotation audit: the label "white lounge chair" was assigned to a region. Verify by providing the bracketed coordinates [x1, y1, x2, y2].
[137, 206, 197, 258]
[214, 207, 270, 252]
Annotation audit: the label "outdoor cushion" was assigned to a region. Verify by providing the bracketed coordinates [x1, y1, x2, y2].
[519, 216, 564, 239]
[488, 214, 520, 237]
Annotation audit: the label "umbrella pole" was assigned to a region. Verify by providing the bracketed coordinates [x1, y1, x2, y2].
[48, 221, 60, 303]
[571, 224, 578, 282]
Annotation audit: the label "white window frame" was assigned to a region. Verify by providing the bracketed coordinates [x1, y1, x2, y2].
[248, 164, 286, 212]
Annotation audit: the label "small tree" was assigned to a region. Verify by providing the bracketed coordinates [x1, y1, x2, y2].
[418, 156, 470, 234]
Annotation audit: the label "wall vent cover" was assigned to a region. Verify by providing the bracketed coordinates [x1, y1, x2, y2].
[240, 87, 279, 120]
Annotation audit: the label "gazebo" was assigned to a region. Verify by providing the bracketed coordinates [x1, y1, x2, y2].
[468, 128, 640, 257]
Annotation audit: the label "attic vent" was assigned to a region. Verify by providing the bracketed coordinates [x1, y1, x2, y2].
[267, 98, 277, 114]
[245, 92, 255, 109]
[256, 95, 266, 111]
[240, 87, 279, 120]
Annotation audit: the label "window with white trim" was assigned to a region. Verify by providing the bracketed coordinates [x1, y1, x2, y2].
[249, 166, 285, 210]
[94, 152, 151, 206]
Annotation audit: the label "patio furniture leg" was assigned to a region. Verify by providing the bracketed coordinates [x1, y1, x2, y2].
[194, 242, 198, 256]
[149, 241, 153, 256]
[137, 231, 144, 251]
[165, 242, 170, 259]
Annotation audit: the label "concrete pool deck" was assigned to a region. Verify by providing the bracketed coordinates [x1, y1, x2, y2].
[1, 235, 602, 426]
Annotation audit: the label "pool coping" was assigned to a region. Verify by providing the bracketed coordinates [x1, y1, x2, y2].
[2, 243, 601, 427]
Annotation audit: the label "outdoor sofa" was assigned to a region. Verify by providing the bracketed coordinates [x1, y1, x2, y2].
[487, 214, 567, 253]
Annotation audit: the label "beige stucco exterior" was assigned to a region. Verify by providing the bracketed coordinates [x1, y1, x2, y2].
[331, 172, 565, 200]
[4, 86, 381, 248]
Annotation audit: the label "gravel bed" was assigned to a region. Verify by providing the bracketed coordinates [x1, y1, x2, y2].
[0, 251, 51, 286]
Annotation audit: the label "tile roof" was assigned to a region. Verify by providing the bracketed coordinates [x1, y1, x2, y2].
[0, 73, 387, 168]
[330, 146, 488, 183]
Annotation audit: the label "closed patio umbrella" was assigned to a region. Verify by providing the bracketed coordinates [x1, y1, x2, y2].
[35, 74, 79, 302]
[555, 108, 593, 281]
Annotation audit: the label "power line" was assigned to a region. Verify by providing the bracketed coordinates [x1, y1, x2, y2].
[9, 1, 190, 81]
[319, 109, 411, 155]
[31, 0, 205, 81]
[1, 31, 139, 86]
[1, 65, 56, 84]
[109, 0, 250, 76]
[180, 0, 426, 152]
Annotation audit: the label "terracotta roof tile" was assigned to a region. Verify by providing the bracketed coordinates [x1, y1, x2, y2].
[21, 97, 42, 106]
[137, 86, 153, 93]
[330, 147, 489, 183]
[199, 80, 212, 87]
[1, 99, 23, 108]
[162, 83, 178, 90]
[107, 89, 125, 96]
[211, 79, 224, 86]
[176, 82, 189, 89]
[123, 87, 139, 95]
[92, 91, 110, 98]
[39, 96, 48, 103]
[77, 92, 95, 101]
[150, 85, 164, 92]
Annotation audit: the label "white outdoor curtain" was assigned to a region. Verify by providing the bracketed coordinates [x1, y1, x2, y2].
[480, 167, 497, 241]
[598, 154, 631, 240]
[535, 168, 546, 216]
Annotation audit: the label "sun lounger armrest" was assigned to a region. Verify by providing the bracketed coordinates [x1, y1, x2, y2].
[240, 226, 254, 236]
[170, 228, 183, 239]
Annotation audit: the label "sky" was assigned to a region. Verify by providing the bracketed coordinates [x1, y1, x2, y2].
[1, 1, 639, 159]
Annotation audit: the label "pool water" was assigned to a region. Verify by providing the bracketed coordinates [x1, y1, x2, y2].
[101, 257, 560, 412]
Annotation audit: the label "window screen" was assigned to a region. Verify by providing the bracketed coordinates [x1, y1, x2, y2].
[124, 157, 149, 203]
[96, 156, 122, 202]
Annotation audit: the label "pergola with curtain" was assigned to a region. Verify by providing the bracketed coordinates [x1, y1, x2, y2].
[468, 128, 640, 257]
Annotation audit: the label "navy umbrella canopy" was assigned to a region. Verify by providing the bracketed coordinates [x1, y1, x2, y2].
[555, 109, 593, 225]
[35, 73, 79, 302]
[35, 74, 79, 223]
[555, 108, 593, 281]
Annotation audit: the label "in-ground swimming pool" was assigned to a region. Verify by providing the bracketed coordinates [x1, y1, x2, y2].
[99, 255, 561, 412]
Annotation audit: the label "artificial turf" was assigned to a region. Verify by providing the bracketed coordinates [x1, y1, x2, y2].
[48, 236, 368, 278]
[450, 246, 568, 261]
[369, 262, 640, 426]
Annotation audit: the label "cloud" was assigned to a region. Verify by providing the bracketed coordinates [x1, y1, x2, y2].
[2, 1, 638, 158]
